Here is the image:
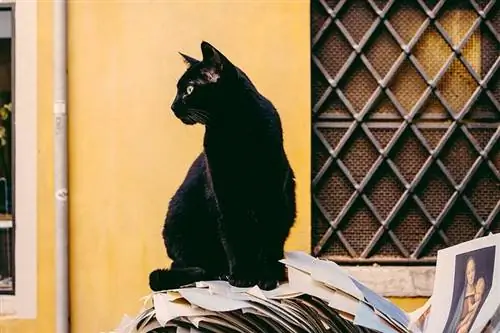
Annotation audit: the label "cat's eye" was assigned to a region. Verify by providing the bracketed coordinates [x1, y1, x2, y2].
[186, 85, 194, 95]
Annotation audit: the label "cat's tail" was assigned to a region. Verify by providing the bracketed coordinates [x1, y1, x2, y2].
[149, 266, 209, 291]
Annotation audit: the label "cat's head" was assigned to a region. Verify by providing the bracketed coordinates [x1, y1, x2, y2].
[171, 41, 238, 125]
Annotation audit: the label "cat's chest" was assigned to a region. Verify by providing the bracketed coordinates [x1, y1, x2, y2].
[204, 131, 259, 160]
[203, 142, 259, 185]
[204, 149, 247, 176]
[202, 128, 273, 182]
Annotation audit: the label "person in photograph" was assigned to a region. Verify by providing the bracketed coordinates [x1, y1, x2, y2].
[443, 246, 496, 333]
[456, 276, 485, 333]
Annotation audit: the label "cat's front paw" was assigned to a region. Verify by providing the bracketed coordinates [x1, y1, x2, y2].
[227, 274, 278, 290]
[227, 273, 258, 288]
[257, 278, 279, 291]
[257, 264, 283, 290]
[218, 273, 230, 281]
[149, 269, 167, 291]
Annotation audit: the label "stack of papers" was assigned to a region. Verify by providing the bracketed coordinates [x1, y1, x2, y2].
[115, 233, 500, 333]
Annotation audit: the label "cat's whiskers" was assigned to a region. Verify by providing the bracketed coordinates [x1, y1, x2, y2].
[188, 108, 210, 124]
[189, 113, 203, 123]
[196, 112, 209, 124]
[187, 111, 203, 124]
[184, 114, 196, 124]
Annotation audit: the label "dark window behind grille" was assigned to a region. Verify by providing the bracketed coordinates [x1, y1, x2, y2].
[311, 0, 499, 265]
[0, 7, 13, 294]
[0, 228, 13, 292]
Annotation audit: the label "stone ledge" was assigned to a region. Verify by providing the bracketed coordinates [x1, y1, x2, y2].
[344, 266, 435, 297]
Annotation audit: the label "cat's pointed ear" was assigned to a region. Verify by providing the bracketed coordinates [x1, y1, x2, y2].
[200, 41, 223, 71]
[179, 52, 200, 67]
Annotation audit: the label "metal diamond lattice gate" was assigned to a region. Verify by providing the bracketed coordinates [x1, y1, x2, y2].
[311, 0, 500, 264]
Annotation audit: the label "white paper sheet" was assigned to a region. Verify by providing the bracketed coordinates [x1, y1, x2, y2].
[153, 293, 212, 326]
[309, 258, 364, 300]
[351, 278, 410, 328]
[281, 251, 317, 273]
[287, 266, 360, 316]
[177, 287, 252, 312]
[354, 302, 400, 333]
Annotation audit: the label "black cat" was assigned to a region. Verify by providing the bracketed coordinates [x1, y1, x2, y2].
[149, 41, 296, 291]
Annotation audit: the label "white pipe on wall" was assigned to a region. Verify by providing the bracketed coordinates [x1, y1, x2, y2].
[53, 0, 69, 332]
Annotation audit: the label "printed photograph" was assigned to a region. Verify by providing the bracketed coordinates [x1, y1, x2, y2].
[442, 245, 496, 333]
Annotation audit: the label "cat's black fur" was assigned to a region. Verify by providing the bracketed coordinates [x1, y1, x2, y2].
[149, 41, 296, 291]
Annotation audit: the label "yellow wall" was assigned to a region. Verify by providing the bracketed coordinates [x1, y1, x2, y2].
[390, 297, 428, 313]
[67, 1, 310, 332]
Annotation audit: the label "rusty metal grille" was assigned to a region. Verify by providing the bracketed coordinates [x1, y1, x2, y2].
[311, 0, 500, 264]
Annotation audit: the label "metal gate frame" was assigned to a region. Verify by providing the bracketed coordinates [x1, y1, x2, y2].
[311, 0, 499, 264]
